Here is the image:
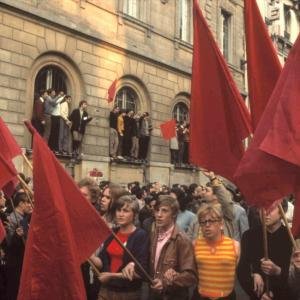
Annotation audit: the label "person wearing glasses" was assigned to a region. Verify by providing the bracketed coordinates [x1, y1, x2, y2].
[193, 204, 240, 300]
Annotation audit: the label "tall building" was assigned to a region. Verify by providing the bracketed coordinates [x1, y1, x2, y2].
[0, 0, 298, 185]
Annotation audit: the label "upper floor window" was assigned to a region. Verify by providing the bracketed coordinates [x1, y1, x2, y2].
[173, 102, 189, 123]
[123, 0, 139, 19]
[284, 5, 291, 40]
[179, 0, 192, 42]
[35, 65, 68, 94]
[115, 86, 137, 112]
[220, 9, 232, 62]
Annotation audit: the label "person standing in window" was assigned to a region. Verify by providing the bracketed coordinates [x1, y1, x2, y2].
[123, 110, 134, 159]
[139, 112, 152, 161]
[58, 95, 72, 155]
[109, 107, 120, 160]
[117, 110, 126, 159]
[131, 113, 140, 160]
[69, 100, 93, 158]
[43, 89, 63, 145]
[48, 89, 65, 152]
[31, 90, 47, 136]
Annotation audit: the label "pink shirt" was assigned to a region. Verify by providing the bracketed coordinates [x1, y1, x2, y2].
[154, 225, 174, 271]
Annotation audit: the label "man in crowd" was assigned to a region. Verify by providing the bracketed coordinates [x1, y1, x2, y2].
[149, 195, 197, 300]
[69, 100, 93, 158]
[6, 192, 32, 300]
[109, 106, 120, 160]
[237, 200, 293, 300]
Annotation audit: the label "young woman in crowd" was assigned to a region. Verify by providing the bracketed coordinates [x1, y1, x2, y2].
[97, 195, 149, 300]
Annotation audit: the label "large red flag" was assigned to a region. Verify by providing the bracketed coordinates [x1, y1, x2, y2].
[258, 35, 300, 236]
[18, 128, 111, 300]
[190, 0, 252, 181]
[234, 36, 300, 209]
[107, 79, 117, 103]
[0, 117, 22, 160]
[0, 152, 17, 192]
[244, 0, 282, 130]
[160, 119, 176, 140]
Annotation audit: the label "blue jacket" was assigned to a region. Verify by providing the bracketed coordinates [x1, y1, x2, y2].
[99, 227, 149, 292]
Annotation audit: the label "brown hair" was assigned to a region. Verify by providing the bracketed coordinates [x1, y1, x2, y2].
[155, 195, 179, 217]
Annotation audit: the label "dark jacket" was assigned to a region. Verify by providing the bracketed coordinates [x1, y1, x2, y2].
[237, 225, 293, 300]
[149, 225, 198, 300]
[99, 227, 149, 292]
[69, 108, 92, 135]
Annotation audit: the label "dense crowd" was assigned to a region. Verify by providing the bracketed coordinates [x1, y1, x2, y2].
[0, 172, 299, 300]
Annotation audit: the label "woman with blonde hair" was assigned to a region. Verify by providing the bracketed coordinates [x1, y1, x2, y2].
[193, 204, 240, 300]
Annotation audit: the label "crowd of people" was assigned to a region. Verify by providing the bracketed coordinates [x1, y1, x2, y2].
[31, 89, 93, 158]
[0, 172, 299, 300]
[109, 107, 152, 163]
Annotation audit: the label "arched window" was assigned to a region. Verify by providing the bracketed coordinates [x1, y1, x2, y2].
[173, 102, 189, 123]
[34, 65, 68, 94]
[115, 86, 137, 112]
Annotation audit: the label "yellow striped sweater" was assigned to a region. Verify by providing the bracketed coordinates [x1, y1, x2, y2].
[194, 236, 237, 299]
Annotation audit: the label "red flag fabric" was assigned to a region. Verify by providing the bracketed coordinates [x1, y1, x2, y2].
[0, 220, 6, 243]
[107, 79, 117, 103]
[18, 129, 111, 300]
[0, 152, 17, 191]
[234, 36, 300, 209]
[190, 0, 252, 181]
[160, 119, 176, 140]
[244, 0, 282, 130]
[0, 117, 22, 160]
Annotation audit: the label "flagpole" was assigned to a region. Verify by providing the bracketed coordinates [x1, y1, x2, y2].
[87, 259, 101, 277]
[22, 153, 33, 171]
[278, 204, 298, 250]
[111, 231, 153, 283]
[261, 208, 270, 295]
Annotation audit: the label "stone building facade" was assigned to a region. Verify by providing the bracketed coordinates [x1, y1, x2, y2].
[0, 0, 255, 185]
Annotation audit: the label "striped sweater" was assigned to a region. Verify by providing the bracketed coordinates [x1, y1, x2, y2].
[194, 235, 237, 298]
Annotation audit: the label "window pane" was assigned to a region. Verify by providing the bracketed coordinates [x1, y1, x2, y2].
[180, 0, 190, 42]
[124, 0, 138, 18]
[34, 65, 67, 94]
[221, 10, 231, 61]
[115, 87, 137, 112]
[173, 102, 189, 123]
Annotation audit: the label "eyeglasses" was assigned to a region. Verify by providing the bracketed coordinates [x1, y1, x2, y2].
[199, 219, 220, 227]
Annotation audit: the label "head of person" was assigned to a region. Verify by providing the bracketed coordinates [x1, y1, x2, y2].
[262, 199, 288, 232]
[64, 95, 72, 104]
[170, 187, 187, 211]
[78, 177, 100, 205]
[40, 89, 48, 99]
[79, 100, 88, 110]
[100, 186, 112, 215]
[113, 106, 120, 113]
[47, 88, 56, 98]
[154, 195, 179, 231]
[144, 195, 156, 214]
[13, 192, 32, 215]
[114, 195, 139, 227]
[0, 190, 6, 208]
[197, 204, 224, 241]
[202, 183, 219, 204]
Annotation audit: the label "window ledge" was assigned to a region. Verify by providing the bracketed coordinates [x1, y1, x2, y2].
[174, 38, 193, 51]
[119, 12, 152, 32]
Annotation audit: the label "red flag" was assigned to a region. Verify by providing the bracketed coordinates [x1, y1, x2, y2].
[160, 119, 176, 140]
[0, 117, 22, 160]
[0, 220, 6, 243]
[107, 79, 117, 103]
[234, 36, 300, 208]
[190, 0, 252, 181]
[18, 129, 111, 300]
[0, 152, 17, 191]
[244, 0, 282, 130]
